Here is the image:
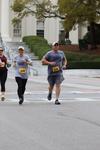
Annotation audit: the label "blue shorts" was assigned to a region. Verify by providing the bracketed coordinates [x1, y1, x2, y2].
[48, 74, 64, 86]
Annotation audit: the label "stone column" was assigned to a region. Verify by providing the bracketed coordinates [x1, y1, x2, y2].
[45, 18, 59, 44]
[69, 25, 79, 44]
[1, 0, 11, 41]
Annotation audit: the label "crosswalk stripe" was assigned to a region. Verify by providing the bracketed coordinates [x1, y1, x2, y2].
[1, 97, 99, 103]
[3, 90, 100, 95]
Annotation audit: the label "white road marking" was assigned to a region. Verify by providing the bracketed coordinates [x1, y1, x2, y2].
[75, 98, 95, 101]
[4, 90, 100, 95]
[4, 99, 48, 103]
[8, 73, 100, 90]
[2, 97, 99, 103]
[62, 83, 100, 90]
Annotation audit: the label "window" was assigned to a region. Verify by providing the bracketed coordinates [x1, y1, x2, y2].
[13, 22, 21, 37]
[36, 21, 44, 37]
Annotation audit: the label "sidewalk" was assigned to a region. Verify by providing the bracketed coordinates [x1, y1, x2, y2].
[8, 60, 100, 79]
[64, 69, 100, 78]
[31, 60, 100, 77]
[8, 60, 100, 91]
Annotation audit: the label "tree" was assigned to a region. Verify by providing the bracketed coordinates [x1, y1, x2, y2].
[83, 23, 100, 44]
[11, 0, 60, 24]
[12, 0, 100, 48]
[58, 0, 100, 48]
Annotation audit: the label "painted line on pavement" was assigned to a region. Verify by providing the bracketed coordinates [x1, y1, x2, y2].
[8, 73, 100, 90]
[4, 90, 100, 95]
[2, 97, 100, 103]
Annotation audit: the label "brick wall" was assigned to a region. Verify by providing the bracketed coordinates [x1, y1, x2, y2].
[59, 44, 79, 51]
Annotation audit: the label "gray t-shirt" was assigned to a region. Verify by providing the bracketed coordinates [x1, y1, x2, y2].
[14, 54, 32, 79]
[44, 50, 65, 76]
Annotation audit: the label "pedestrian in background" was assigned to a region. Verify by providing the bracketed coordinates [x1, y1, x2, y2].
[0, 47, 8, 101]
[13, 46, 32, 105]
[42, 42, 67, 105]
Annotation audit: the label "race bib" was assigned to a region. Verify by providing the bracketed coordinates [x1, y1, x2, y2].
[52, 66, 60, 72]
[19, 68, 26, 74]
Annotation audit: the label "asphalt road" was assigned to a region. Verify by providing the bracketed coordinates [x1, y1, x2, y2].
[0, 72, 100, 150]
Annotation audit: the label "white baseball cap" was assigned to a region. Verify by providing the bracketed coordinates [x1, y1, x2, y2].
[52, 42, 59, 46]
[18, 46, 25, 50]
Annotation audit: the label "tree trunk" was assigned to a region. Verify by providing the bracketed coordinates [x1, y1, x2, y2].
[90, 22, 97, 49]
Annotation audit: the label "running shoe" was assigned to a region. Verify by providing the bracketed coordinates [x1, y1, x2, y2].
[47, 93, 52, 100]
[1, 96, 5, 101]
[55, 99, 61, 105]
[19, 98, 23, 105]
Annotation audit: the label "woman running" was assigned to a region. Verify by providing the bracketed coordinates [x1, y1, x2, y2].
[0, 47, 8, 101]
[13, 46, 32, 105]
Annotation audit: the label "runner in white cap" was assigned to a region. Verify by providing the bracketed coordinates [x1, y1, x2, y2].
[13, 46, 32, 105]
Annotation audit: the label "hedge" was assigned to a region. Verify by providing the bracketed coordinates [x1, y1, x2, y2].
[67, 61, 100, 69]
[65, 52, 100, 68]
[65, 51, 100, 61]
[23, 36, 50, 59]
[23, 36, 100, 69]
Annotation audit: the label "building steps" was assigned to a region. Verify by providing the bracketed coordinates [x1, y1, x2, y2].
[5, 41, 38, 60]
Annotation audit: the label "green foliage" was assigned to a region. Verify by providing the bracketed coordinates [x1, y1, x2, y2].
[65, 51, 100, 69]
[23, 36, 50, 59]
[36, 0, 53, 19]
[65, 51, 91, 61]
[12, 0, 100, 32]
[12, 0, 59, 23]
[58, 0, 100, 31]
[11, 0, 25, 12]
[65, 51, 100, 61]
[78, 39, 88, 50]
[67, 61, 100, 69]
[22, 36, 100, 68]
[83, 27, 100, 44]
[12, 17, 21, 25]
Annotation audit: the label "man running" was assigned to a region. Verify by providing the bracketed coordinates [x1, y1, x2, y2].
[42, 42, 67, 105]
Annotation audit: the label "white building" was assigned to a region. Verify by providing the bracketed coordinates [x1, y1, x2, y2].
[0, 0, 87, 44]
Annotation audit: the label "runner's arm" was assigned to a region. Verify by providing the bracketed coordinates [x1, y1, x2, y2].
[25, 56, 33, 66]
[62, 54, 67, 69]
[13, 61, 16, 67]
[25, 60, 32, 66]
[42, 57, 55, 65]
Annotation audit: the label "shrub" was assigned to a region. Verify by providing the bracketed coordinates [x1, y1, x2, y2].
[23, 36, 50, 59]
[65, 51, 91, 61]
[65, 51, 100, 69]
[23, 36, 100, 69]
[67, 61, 100, 69]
